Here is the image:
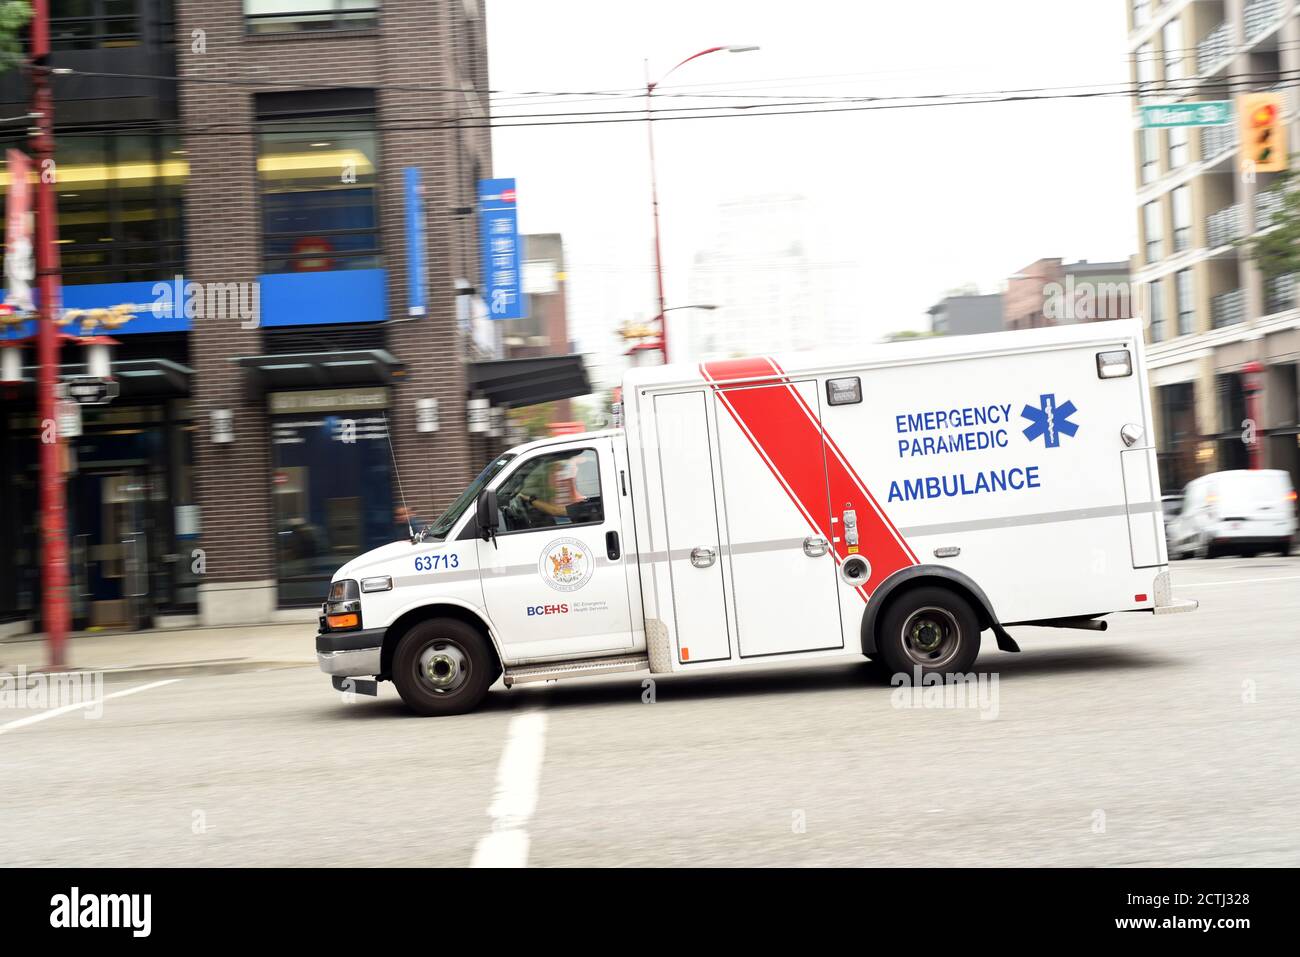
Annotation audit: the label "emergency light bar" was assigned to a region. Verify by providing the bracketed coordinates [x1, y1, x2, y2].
[826, 376, 862, 405]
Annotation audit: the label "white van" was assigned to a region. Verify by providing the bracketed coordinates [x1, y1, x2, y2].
[1169, 469, 1297, 558]
[315, 319, 1196, 715]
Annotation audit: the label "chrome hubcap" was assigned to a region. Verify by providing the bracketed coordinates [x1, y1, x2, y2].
[417, 641, 469, 694]
[901, 606, 961, 668]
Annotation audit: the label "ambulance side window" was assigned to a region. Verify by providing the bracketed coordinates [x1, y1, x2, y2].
[495, 448, 605, 533]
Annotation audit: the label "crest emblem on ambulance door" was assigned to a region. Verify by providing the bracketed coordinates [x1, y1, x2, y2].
[539, 538, 594, 592]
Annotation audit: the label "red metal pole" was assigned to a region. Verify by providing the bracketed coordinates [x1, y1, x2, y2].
[31, 0, 69, 667]
[646, 65, 668, 364]
[1243, 360, 1264, 470]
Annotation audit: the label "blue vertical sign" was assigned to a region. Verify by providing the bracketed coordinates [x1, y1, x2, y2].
[477, 177, 525, 319]
[404, 167, 426, 317]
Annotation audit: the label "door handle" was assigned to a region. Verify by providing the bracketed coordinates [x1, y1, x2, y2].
[605, 530, 621, 561]
[690, 546, 716, 568]
[803, 536, 829, 557]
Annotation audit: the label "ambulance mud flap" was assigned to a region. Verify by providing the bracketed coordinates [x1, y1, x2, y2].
[860, 565, 1020, 655]
[331, 676, 378, 696]
[645, 618, 674, 673]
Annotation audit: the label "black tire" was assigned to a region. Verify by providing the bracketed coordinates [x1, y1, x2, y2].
[392, 618, 499, 716]
[862, 655, 893, 683]
[875, 586, 982, 679]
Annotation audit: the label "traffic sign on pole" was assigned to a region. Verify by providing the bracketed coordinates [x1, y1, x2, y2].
[1139, 101, 1232, 128]
[63, 376, 119, 405]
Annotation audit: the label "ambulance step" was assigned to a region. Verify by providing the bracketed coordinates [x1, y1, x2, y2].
[503, 653, 650, 688]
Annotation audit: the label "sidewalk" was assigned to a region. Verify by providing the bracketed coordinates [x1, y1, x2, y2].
[0, 622, 317, 680]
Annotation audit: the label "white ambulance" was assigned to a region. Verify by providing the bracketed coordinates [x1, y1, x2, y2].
[316, 318, 1196, 715]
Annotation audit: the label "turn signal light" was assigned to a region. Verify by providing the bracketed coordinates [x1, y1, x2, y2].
[326, 613, 359, 630]
[1287, 490, 1297, 502]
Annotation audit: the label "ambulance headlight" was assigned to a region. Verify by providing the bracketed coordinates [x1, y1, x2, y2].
[327, 579, 359, 602]
[1096, 349, 1132, 379]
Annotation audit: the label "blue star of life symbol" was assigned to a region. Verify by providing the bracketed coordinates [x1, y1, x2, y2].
[1021, 393, 1079, 448]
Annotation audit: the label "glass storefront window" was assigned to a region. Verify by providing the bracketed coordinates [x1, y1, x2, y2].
[0, 402, 196, 628]
[271, 410, 393, 605]
[51, 0, 142, 50]
[246, 0, 380, 35]
[258, 115, 380, 273]
[5, 131, 188, 285]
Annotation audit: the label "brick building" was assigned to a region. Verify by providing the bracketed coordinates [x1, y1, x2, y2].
[925, 292, 1003, 336]
[1004, 259, 1133, 331]
[0, 1, 590, 633]
[1127, 0, 1300, 495]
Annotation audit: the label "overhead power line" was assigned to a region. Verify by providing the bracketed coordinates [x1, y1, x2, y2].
[14, 65, 1300, 139]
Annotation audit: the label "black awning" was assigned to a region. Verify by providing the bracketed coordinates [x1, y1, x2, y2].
[467, 354, 592, 408]
[234, 349, 405, 390]
[110, 359, 194, 397]
[11, 358, 193, 398]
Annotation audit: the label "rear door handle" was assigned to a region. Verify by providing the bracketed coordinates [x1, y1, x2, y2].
[690, 546, 716, 568]
[803, 536, 829, 557]
[606, 530, 621, 561]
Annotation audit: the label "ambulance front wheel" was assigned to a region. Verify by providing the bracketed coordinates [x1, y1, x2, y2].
[876, 586, 982, 677]
[392, 618, 499, 716]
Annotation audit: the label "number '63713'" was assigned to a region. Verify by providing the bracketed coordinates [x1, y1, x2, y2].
[414, 554, 459, 572]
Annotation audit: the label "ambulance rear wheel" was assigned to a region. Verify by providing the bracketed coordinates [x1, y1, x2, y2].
[393, 618, 497, 716]
[877, 586, 981, 677]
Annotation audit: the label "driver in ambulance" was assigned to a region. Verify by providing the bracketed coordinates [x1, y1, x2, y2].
[517, 455, 603, 525]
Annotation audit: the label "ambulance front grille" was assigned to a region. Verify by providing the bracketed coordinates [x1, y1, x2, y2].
[503, 653, 650, 687]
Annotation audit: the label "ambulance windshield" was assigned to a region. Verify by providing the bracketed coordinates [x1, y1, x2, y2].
[426, 453, 516, 540]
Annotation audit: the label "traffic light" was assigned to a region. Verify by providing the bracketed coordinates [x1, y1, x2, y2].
[1238, 92, 1288, 173]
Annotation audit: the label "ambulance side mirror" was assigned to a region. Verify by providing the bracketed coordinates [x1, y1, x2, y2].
[476, 489, 499, 541]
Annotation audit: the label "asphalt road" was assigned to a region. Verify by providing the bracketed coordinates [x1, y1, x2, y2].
[3, 556, 1298, 867]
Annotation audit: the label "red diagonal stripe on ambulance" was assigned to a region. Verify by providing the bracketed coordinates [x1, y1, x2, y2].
[766, 358, 918, 567]
[702, 357, 916, 595]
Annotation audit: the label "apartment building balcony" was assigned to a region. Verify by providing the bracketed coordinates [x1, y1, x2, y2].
[1207, 202, 1243, 247]
[1197, 21, 1233, 75]
[1265, 273, 1295, 314]
[1245, 0, 1284, 43]
[1200, 122, 1237, 161]
[1211, 288, 1245, 328]
[1255, 186, 1286, 230]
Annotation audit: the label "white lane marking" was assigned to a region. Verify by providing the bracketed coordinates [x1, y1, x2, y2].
[0, 679, 181, 736]
[471, 710, 548, 868]
[1174, 575, 1300, 588]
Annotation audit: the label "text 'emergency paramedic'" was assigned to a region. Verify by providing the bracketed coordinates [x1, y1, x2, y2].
[895, 403, 1014, 458]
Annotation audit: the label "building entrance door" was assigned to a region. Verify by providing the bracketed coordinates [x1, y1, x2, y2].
[72, 468, 151, 631]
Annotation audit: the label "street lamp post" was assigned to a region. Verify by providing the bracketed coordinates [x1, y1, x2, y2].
[645, 45, 757, 364]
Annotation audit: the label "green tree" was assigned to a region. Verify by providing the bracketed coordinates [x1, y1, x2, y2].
[575, 390, 616, 431]
[507, 401, 558, 440]
[1244, 164, 1300, 278]
[0, 2, 31, 74]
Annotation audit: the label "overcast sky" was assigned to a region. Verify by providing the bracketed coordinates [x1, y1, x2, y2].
[486, 0, 1137, 386]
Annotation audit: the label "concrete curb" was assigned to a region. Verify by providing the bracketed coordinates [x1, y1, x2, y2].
[2, 658, 315, 683]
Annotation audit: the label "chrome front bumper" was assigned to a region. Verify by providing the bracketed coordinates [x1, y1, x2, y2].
[315, 627, 385, 677]
[317, 647, 382, 677]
